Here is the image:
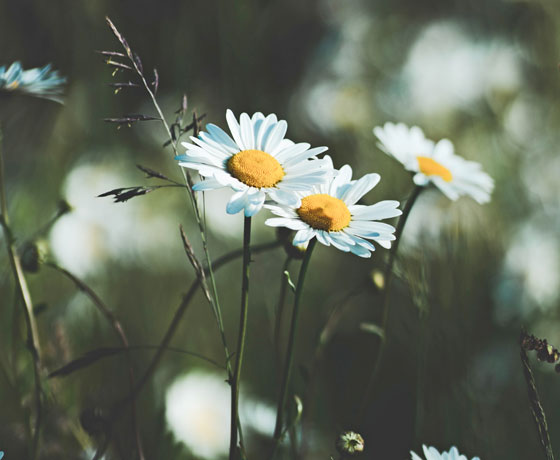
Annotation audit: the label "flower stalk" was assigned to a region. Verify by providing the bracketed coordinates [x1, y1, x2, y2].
[230, 216, 252, 459]
[359, 184, 423, 420]
[272, 238, 317, 452]
[0, 128, 43, 460]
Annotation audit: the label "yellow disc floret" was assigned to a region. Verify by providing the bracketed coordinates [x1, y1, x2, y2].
[297, 194, 352, 232]
[417, 156, 453, 182]
[227, 149, 285, 188]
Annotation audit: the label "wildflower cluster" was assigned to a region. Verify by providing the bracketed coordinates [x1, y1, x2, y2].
[177, 111, 494, 258]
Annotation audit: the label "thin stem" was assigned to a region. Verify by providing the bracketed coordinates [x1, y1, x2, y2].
[358, 185, 423, 422]
[45, 262, 145, 460]
[105, 18, 232, 397]
[0, 128, 43, 460]
[272, 238, 317, 453]
[230, 216, 252, 460]
[520, 335, 555, 460]
[274, 255, 293, 376]
[112, 241, 280, 407]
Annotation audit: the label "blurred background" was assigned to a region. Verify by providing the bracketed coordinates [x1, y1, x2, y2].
[1, 0, 560, 458]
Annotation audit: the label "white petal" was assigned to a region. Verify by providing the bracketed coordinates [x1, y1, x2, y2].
[293, 227, 315, 246]
[329, 164, 353, 196]
[206, 123, 240, 153]
[349, 220, 396, 234]
[348, 243, 372, 258]
[265, 217, 308, 230]
[264, 120, 288, 154]
[267, 189, 301, 207]
[341, 173, 381, 205]
[226, 190, 249, 215]
[281, 146, 328, 167]
[256, 114, 275, 150]
[240, 112, 255, 150]
[226, 109, 245, 150]
[192, 177, 225, 191]
[350, 201, 402, 220]
[273, 142, 311, 163]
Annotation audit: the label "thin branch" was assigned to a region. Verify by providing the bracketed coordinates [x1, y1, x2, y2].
[0, 127, 43, 459]
[46, 262, 145, 460]
[520, 332, 555, 460]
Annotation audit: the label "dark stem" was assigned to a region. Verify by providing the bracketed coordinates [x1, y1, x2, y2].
[116, 241, 279, 407]
[230, 216, 252, 460]
[272, 238, 317, 456]
[274, 255, 293, 376]
[520, 334, 555, 460]
[45, 262, 145, 460]
[0, 128, 43, 460]
[97, 241, 279, 460]
[359, 185, 423, 422]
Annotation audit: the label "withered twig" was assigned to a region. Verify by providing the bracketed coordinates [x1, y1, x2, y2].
[520, 332, 555, 460]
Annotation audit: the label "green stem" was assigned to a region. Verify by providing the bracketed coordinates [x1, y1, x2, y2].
[274, 255, 293, 376]
[229, 216, 252, 460]
[272, 238, 317, 451]
[358, 185, 423, 422]
[0, 128, 43, 460]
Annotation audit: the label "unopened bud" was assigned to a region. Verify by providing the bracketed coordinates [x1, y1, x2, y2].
[20, 241, 42, 273]
[336, 431, 364, 457]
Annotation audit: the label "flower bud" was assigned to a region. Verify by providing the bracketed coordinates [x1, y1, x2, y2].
[336, 430, 365, 457]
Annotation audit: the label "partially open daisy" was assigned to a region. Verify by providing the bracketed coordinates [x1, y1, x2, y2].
[411, 445, 480, 460]
[0, 61, 66, 103]
[175, 110, 330, 217]
[265, 157, 402, 258]
[373, 122, 494, 204]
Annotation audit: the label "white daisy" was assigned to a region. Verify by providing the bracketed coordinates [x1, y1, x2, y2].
[175, 110, 330, 217]
[373, 122, 494, 204]
[411, 445, 480, 460]
[0, 61, 66, 103]
[264, 157, 402, 258]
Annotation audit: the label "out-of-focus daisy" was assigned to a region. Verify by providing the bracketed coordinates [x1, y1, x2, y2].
[176, 109, 330, 217]
[373, 122, 494, 204]
[411, 445, 480, 460]
[165, 371, 275, 459]
[265, 157, 401, 258]
[0, 61, 66, 103]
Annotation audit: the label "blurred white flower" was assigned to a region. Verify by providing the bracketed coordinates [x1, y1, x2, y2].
[165, 371, 275, 459]
[496, 221, 560, 320]
[411, 445, 480, 460]
[49, 159, 183, 276]
[0, 61, 66, 103]
[402, 21, 522, 116]
[374, 122, 494, 204]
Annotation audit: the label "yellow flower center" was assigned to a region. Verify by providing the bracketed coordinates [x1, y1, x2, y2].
[6, 80, 20, 90]
[297, 194, 351, 231]
[417, 156, 453, 182]
[227, 149, 285, 188]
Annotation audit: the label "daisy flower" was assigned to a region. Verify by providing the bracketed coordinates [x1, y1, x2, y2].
[175, 110, 330, 217]
[411, 445, 480, 460]
[0, 61, 66, 103]
[373, 122, 494, 204]
[264, 157, 402, 258]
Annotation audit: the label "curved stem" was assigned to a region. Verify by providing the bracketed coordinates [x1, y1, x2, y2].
[358, 185, 423, 422]
[230, 216, 252, 460]
[0, 128, 43, 460]
[45, 262, 145, 460]
[272, 238, 317, 453]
